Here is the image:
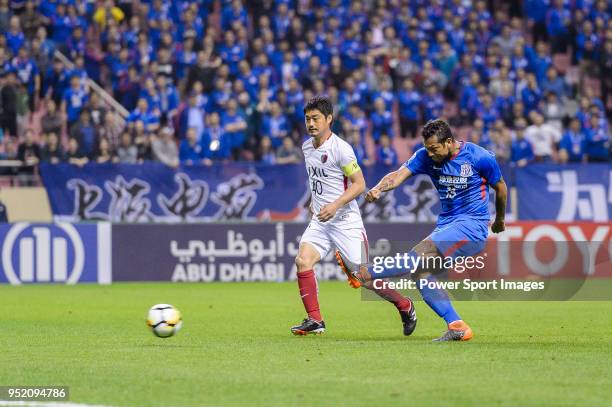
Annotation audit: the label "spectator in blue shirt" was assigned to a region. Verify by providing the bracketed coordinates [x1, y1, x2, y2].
[340, 77, 366, 111]
[209, 77, 232, 114]
[69, 110, 97, 159]
[66, 26, 86, 60]
[156, 75, 179, 123]
[370, 98, 394, 143]
[218, 30, 245, 77]
[459, 71, 481, 124]
[510, 118, 535, 166]
[559, 118, 586, 163]
[178, 92, 206, 140]
[524, 0, 549, 44]
[547, 0, 571, 53]
[139, 78, 161, 115]
[574, 20, 599, 62]
[436, 42, 458, 81]
[36, 26, 56, 60]
[469, 118, 493, 151]
[421, 83, 444, 123]
[257, 135, 276, 165]
[68, 55, 88, 89]
[521, 73, 542, 115]
[575, 97, 592, 129]
[222, 99, 247, 150]
[178, 9, 204, 41]
[511, 43, 530, 72]
[261, 101, 289, 149]
[286, 78, 305, 128]
[371, 80, 394, 113]
[179, 127, 204, 165]
[476, 94, 500, 130]
[398, 79, 420, 139]
[50, 3, 74, 44]
[61, 75, 88, 127]
[5, 16, 25, 55]
[176, 37, 196, 80]
[11, 47, 39, 107]
[347, 129, 372, 167]
[43, 58, 66, 104]
[293, 41, 312, 74]
[280, 51, 299, 89]
[221, 0, 248, 32]
[284, 8, 311, 40]
[495, 82, 516, 127]
[541, 67, 568, 99]
[340, 28, 363, 71]
[584, 115, 610, 163]
[201, 112, 231, 162]
[529, 41, 552, 84]
[237, 60, 259, 100]
[127, 97, 160, 133]
[344, 104, 368, 139]
[376, 134, 398, 167]
[107, 47, 130, 94]
[117, 66, 141, 112]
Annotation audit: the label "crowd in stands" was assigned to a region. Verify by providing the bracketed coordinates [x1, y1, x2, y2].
[0, 0, 610, 169]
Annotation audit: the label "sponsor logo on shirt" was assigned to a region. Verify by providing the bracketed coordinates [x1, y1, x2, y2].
[307, 166, 329, 178]
[460, 163, 473, 177]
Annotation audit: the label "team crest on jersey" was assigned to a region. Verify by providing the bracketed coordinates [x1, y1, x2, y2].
[321, 154, 328, 163]
[460, 163, 473, 177]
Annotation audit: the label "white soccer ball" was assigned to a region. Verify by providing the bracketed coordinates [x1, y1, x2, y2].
[147, 304, 183, 338]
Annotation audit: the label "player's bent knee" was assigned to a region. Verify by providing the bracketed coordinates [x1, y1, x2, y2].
[295, 255, 316, 272]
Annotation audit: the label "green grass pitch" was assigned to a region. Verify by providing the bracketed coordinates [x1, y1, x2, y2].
[1, 282, 612, 407]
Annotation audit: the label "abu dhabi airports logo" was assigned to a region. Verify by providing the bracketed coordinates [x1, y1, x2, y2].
[1, 223, 85, 285]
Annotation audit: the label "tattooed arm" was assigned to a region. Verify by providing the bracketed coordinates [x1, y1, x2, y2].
[365, 166, 413, 202]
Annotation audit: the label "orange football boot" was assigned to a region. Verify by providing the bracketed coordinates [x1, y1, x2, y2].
[433, 320, 473, 341]
[335, 250, 361, 289]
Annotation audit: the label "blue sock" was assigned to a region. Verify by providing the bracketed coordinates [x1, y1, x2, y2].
[417, 274, 461, 324]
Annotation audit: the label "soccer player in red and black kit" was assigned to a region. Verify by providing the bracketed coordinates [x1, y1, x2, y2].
[291, 96, 417, 336]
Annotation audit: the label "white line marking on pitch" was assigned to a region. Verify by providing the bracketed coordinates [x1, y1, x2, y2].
[0, 401, 112, 407]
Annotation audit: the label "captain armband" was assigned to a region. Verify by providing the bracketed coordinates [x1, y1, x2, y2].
[341, 160, 361, 177]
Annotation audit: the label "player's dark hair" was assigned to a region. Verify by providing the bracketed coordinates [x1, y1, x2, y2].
[304, 96, 333, 118]
[422, 119, 454, 143]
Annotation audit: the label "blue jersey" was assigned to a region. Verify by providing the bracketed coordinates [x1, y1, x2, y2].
[404, 142, 502, 225]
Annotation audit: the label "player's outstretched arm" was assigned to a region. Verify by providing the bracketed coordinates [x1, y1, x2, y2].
[365, 166, 412, 202]
[491, 178, 507, 233]
[317, 170, 366, 222]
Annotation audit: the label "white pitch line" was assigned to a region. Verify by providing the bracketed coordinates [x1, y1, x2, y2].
[0, 401, 112, 407]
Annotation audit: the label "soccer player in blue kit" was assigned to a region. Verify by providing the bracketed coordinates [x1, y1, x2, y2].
[337, 119, 507, 341]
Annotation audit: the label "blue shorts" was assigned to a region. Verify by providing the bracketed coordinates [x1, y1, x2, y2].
[430, 218, 488, 258]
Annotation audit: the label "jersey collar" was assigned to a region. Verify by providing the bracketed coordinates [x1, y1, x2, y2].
[313, 132, 334, 150]
[450, 141, 464, 160]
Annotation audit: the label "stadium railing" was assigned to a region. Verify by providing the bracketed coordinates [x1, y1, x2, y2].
[53, 50, 129, 123]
